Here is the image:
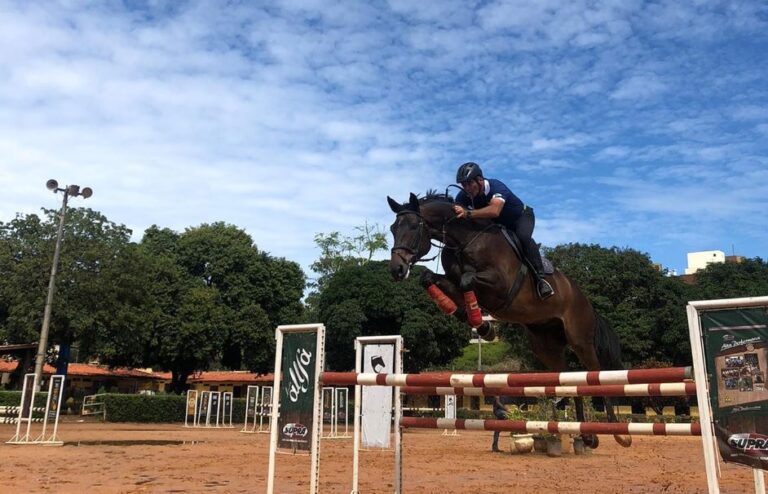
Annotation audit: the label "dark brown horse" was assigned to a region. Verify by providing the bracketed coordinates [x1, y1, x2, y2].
[387, 192, 630, 448]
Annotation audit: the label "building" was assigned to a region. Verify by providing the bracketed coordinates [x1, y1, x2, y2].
[0, 360, 273, 400]
[685, 250, 726, 275]
[680, 250, 746, 284]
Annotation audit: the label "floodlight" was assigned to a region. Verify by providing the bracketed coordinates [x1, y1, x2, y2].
[81, 187, 93, 199]
[46, 179, 58, 191]
[67, 185, 80, 196]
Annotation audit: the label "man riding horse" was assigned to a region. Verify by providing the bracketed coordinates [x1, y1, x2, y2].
[386, 172, 631, 449]
[454, 162, 554, 299]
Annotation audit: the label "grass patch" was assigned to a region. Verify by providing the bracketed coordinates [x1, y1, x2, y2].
[433, 339, 522, 371]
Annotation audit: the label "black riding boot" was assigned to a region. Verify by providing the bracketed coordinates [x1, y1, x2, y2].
[529, 250, 554, 299]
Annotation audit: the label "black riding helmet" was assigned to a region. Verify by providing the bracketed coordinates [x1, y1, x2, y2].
[456, 162, 483, 183]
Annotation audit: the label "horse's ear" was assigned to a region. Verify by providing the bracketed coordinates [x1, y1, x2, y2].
[387, 196, 403, 213]
[408, 193, 420, 212]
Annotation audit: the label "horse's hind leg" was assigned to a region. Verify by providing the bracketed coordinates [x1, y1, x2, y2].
[572, 397, 598, 449]
[568, 328, 632, 448]
[604, 396, 631, 447]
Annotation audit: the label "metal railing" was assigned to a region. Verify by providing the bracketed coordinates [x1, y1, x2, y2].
[81, 394, 106, 420]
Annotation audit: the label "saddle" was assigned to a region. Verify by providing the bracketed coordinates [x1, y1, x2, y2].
[499, 227, 555, 275]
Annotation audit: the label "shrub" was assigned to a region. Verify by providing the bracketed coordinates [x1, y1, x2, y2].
[101, 393, 248, 423]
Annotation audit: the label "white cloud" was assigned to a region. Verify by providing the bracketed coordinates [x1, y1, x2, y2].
[0, 0, 767, 282]
[531, 134, 591, 151]
[611, 73, 667, 100]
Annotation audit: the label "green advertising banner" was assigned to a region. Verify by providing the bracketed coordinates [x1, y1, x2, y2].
[278, 331, 318, 451]
[701, 305, 768, 470]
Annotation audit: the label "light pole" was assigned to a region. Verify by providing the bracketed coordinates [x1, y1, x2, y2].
[472, 328, 482, 371]
[33, 180, 93, 389]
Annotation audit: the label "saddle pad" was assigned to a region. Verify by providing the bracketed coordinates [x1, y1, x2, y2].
[541, 256, 555, 275]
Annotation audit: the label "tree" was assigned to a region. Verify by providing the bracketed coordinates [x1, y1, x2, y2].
[544, 244, 692, 367]
[156, 285, 229, 392]
[0, 209, 306, 392]
[317, 261, 469, 372]
[84, 244, 158, 368]
[0, 208, 136, 367]
[305, 222, 388, 320]
[693, 258, 768, 300]
[310, 222, 388, 286]
[133, 222, 305, 389]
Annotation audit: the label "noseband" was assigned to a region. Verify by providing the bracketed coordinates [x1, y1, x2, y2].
[390, 210, 428, 267]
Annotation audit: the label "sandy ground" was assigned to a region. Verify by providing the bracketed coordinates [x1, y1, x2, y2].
[0, 419, 760, 493]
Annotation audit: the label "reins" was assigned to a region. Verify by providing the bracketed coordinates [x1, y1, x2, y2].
[391, 198, 503, 269]
[390, 210, 440, 266]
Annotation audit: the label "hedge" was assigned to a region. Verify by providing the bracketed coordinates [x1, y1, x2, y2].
[101, 393, 249, 423]
[0, 390, 49, 408]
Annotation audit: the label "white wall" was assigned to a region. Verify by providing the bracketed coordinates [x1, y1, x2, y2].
[685, 250, 725, 274]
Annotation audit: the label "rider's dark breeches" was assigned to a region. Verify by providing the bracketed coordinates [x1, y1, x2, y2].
[514, 207, 544, 273]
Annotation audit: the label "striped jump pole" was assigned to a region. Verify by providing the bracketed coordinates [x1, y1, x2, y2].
[0, 417, 45, 424]
[401, 417, 702, 437]
[320, 366, 693, 388]
[0, 406, 46, 414]
[400, 382, 697, 397]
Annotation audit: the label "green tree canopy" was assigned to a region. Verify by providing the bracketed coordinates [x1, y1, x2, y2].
[0, 211, 306, 393]
[0, 208, 135, 355]
[134, 222, 305, 390]
[310, 222, 388, 288]
[317, 261, 469, 372]
[692, 258, 768, 300]
[543, 243, 693, 367]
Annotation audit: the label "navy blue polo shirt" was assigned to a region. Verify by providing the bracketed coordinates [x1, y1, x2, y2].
[456, 178, 525, 226]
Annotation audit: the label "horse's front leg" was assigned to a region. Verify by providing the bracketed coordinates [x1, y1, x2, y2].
[419, 269, 495, 340]
[419, 269, 461, 316]
[459, 268, 504, 340]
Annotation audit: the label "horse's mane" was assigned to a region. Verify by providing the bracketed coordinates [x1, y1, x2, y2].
[420, 189, 455, 205]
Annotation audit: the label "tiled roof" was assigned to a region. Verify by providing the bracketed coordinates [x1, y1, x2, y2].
[188, 371, 274, 384]
[0, 361, 158, 378]
[0, 360, 274, 384]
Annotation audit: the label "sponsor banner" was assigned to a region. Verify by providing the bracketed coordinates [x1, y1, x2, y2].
[47, 375, 65, 420]
[246, 386, 259, 418]
[186, 390, 198, 416]
[445, 395, 456, 420]
[21, 374, 36, 419]
[199, 392, 210, 419]
[210, 391, 220, 422]
[362, 344, 394, 448]
[701, 305, 768, 470]
[278, 332, 318, 450]
[261, 386, 273, 415]
[223, 392, 232, 417]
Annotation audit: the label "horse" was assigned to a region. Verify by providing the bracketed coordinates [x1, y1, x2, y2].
[387, 192, 631, 449]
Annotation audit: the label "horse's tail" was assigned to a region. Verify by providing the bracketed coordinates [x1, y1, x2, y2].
[593, 313, 623, 370]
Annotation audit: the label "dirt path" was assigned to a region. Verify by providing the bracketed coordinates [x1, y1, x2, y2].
[0, 421, 758, 493]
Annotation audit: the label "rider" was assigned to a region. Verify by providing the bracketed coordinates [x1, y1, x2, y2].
[453, 162, 554, 299]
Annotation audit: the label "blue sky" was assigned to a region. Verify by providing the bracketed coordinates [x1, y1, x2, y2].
[1, 0, 766, 284]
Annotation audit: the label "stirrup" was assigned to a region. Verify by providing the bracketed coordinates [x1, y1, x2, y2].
[537, 279, 554, 299]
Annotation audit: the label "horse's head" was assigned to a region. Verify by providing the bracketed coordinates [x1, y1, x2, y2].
[386, 193, 432, 281]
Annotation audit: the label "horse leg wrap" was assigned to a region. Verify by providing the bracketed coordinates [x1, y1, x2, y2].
[463, 291, 483, 327]
[427, 284, 457, 315]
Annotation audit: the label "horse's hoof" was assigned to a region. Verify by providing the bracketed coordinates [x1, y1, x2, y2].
[582, 434, 599, 449]
[614, 434, 632, 448]
[476, 321, 495, 341]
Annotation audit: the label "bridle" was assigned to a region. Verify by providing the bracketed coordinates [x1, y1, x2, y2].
[391, 205, 490, 269]
[391, 196, 527, 312]
[390, 210, 437, 267]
